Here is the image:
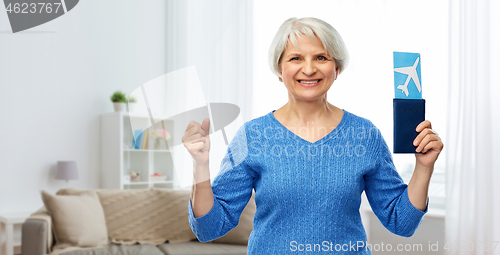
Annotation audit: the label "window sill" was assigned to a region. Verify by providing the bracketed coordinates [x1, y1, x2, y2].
[426, 207, 445, 218]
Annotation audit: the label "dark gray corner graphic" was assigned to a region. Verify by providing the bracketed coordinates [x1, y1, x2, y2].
[4, 0, 79, 33]
[64, 0, 77, 11]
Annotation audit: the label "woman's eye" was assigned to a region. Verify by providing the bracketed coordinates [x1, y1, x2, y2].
[317, 56, 327, 61]
[290, 57, 300, 61]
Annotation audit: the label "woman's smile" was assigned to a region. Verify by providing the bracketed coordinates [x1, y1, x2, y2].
[297, 79, 322, 87]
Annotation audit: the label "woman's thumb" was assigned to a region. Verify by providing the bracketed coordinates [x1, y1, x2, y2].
[201, 118, 210, 135]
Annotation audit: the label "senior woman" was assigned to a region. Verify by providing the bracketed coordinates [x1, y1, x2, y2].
[183, 17, 443, 254]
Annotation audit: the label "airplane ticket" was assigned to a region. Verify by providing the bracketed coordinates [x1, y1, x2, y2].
[393, 52, 422, 99]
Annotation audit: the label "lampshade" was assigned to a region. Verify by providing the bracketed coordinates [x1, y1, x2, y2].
[55, 161, 79, 181]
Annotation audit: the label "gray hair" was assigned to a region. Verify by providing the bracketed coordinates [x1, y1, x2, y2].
[268, 17, 349, 77]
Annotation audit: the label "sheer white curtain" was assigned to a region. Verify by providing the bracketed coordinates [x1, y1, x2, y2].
[445, 0, 500, 254]
[164, 0, 253, 187]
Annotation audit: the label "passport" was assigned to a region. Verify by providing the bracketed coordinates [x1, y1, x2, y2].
[393, 99, 425, 153]
[393, 52, 425, 153]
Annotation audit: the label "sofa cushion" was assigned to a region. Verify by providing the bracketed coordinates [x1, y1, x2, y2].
[55, 244, 164, 255]
[40, 190, 108, 249]
[57, 188, 196, 245]
[157, 241, 247, 255]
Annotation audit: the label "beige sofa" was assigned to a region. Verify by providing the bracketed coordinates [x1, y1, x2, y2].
[22, 188, 255, 255]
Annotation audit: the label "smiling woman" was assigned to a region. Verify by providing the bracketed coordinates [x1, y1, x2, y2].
[269, 18, 349, 142]
[268, 17, 348, 143]
[185, 17, 444, 255]
[272, 33, 345, 143]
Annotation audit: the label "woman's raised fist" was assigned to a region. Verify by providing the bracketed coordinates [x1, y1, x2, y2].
[182, 118, 211, 166]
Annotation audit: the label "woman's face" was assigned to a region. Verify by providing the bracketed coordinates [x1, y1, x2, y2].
[280, 35, 338, 102]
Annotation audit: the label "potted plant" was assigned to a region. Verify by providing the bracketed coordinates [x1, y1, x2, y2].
[128, 96, 137, 112]
[110, 91, 127, 112]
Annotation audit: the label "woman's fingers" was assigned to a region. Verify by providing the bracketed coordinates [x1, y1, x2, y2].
[415, 133, 439, 153]
[414, 118, 444, 153]
[182, 119, 211, 166]
[185, 133, 204, 143]
[416, 120, 432, 132]
[201, 118, 210, 134]
[413, 127, 435, 147]
[421, 140, 443, 154]
[182, 121, 207, 144]
[187, 137, 206, 151]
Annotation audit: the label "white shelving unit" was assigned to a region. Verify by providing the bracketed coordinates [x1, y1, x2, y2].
[100, 112, 178, 190]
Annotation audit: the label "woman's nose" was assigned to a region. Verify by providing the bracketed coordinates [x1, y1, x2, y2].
[302, 61, 316, 76]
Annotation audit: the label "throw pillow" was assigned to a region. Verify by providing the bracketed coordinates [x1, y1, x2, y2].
[57, 188, 197, 245]
[40, 190, 109, 248]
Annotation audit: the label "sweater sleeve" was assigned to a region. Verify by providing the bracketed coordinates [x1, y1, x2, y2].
[188, 124, 254, 242]
[363, 129, 427, 237]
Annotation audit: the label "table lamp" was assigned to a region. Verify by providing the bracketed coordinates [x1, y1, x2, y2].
[55, 161, 79, 187]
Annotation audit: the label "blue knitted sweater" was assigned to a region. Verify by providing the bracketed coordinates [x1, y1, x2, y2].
[188, 110, 427, 254]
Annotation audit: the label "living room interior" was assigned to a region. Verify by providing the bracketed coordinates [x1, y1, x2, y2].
[1, 0, 499, 255]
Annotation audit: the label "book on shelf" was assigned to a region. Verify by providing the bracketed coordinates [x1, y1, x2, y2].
[132, 130, 143, 149]
[150, 175, 167, 182]
[133, 129, 155, 150]
[141, 130, 149, 149]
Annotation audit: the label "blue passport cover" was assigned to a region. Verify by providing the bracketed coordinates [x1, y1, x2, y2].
[393, 99, 425, 153]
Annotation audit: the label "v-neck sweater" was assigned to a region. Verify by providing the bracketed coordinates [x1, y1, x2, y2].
[188, 110, 427, 254]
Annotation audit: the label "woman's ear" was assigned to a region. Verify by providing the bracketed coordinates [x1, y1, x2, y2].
[278, 64, 283, 82]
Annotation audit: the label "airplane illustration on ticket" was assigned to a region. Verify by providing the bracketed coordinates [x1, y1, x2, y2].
[393, 52, 422, 99]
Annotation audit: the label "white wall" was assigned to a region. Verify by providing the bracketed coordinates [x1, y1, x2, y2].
[0, 0, 169, 214]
